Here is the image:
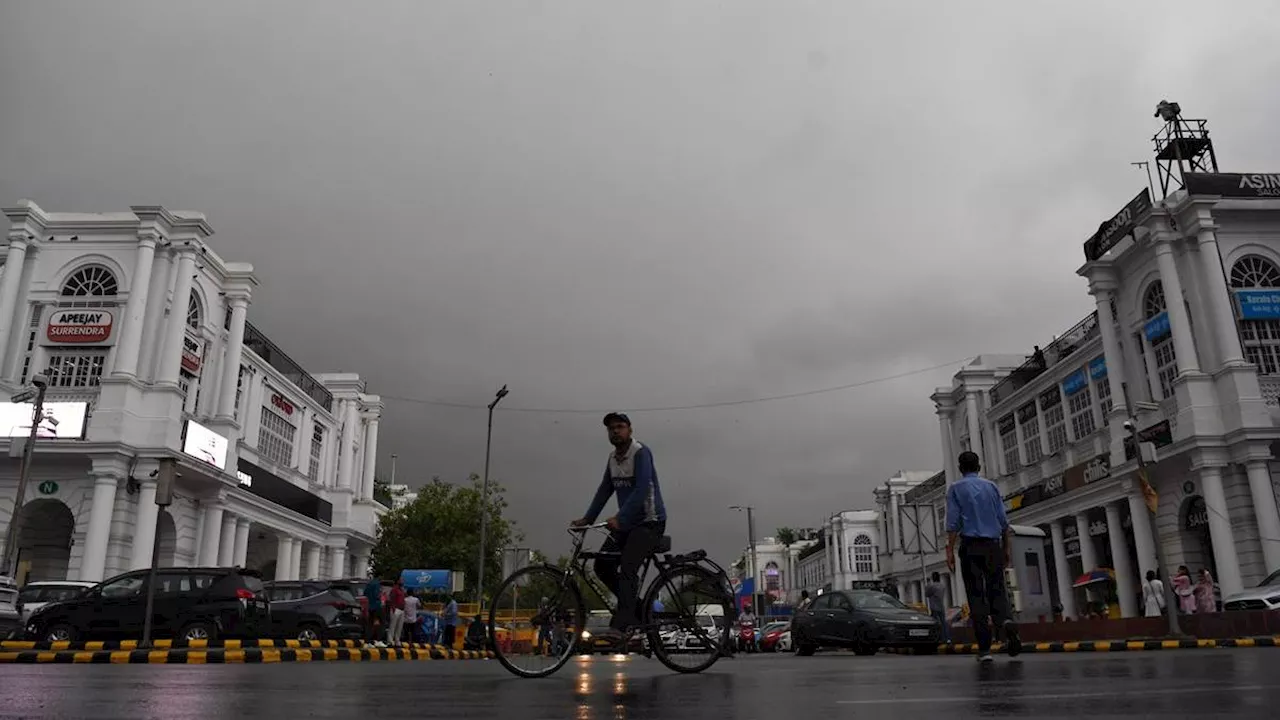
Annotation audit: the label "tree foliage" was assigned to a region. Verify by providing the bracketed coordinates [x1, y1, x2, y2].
[370, 473, 520, 601]
[774, 527, 798, 548]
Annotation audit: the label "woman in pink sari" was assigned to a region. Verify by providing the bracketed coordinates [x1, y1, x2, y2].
[1194, 569, 1217, 613]
[1172, 565, 1196, 614]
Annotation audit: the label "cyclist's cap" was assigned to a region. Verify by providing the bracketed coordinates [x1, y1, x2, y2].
[602, 412, 631, 427]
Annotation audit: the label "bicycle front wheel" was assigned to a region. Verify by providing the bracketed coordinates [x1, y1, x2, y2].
[643, 564, 734, 674]
[489, 565, 586, 679]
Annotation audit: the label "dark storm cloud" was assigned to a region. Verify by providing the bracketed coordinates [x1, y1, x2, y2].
[3, 1, 1280, 563]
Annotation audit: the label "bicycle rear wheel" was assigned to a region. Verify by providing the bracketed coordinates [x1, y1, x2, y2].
[643, 564, 734, 674]
[489, 565, 586, 679]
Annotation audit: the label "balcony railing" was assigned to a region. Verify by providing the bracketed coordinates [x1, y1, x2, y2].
[244, 322, 334, 411]
[990, 311, 1100, 406]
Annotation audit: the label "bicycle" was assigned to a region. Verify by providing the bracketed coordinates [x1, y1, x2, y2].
[488, 522, 737, 678]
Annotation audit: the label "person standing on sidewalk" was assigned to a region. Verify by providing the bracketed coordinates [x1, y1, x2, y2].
[925, 572, 951, 644]
[363, 575, 385, 647]
[945, 451, 1021, 662]
[442, 594, 459, 648]
[386, 578, 407, 647]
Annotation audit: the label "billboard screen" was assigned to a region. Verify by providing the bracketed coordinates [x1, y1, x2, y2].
[182, 420, 228, 470]
[0, 401, 88, 439]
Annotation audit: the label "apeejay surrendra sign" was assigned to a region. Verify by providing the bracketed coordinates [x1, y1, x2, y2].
[1184, 172, 1280, 198]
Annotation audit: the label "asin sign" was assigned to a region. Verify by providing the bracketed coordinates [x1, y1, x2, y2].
[45, 309, 113, 345]
[1184, 172, 1280, 198]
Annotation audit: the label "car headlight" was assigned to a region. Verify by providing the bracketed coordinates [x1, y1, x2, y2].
[1266, 596, 1280, 606]
[581, 630, 591, 640]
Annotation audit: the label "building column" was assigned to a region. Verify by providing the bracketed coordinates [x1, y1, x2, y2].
[1152, 237, 1201, 373]
[111, 233, 158, 378]
[214, 295, 249, 420]
[0, 236, 30, 368]
[274, 535, 292, 581]
[1104, 502, 1138, 618]
[198, 503, 224, 567]
[296, 407, 313, 476]
[289, 538, 303, 581]
[217, 512, 237, 566]
[1093, 289, 1129, 419]
[337, 400, 357, 492]
[888, 492, 901, 552]
[1198, 465, 1243, 597]
[155, 248, 197, 387]
[353, 552, 370, 578]
[138, 247, 173, 381]
[1074, 512, 1098, 572]
[936, 410, 957, 483]
[329, 546, 347, 579]
[1127, 492, 1159, 585]
[1195, 227, 1246, 367]
[1050, 519, 1076, 619]
[79, 474, 121, 582]
[964, 390, 984, 464]
[1140, 333, 1164, 401]
[305, 543, 321, 580]
[1244, 460, 1280, 573]
[233, 518, 251, 567]
[129, 480, 159, 570]
[362, 417, 379, 500]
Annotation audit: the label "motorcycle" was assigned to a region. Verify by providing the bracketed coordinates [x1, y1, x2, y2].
[736, 621, 757, 653]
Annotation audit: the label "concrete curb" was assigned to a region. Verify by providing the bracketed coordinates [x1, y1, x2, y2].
[0, 638, 363, 651]
[0, 644, 494, 664]
[883, 636, 1280, 655]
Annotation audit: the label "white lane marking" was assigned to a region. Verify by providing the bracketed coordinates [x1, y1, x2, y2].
[836, 684, 1278, 705]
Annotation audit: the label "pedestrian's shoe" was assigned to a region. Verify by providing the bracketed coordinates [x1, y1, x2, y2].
[976, 653, 994, 663]
[1002, 620, 1022, 657]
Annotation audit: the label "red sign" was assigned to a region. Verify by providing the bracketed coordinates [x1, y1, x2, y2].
[270, 393, 295, 416]
[46, 309, 113, 344]
[181, 335, 203, 374]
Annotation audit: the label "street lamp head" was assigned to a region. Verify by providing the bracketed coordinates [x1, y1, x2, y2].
[1122, 418, 1136, 431]
[10, 389, 36, 404]
[495, 385, 509, 400]
[29, 374, 49, 389]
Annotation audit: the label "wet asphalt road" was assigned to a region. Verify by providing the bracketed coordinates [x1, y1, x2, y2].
[4, 650, 1279, 719]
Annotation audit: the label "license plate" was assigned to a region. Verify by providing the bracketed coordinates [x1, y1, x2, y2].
[909, 629, 930, 637]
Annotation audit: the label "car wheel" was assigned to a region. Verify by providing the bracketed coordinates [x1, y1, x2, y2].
[45, 624, 76, 643]
[180, 621, 218, 643]
[793, 630, 817, 657]
[852, 625, 877, 656]
[297, 624, 325, 643]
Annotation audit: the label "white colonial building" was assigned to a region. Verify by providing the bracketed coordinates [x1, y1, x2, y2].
[731, 530, 818, 607]
[0, 201, 387, 586]
[932, 109, 1280, 619]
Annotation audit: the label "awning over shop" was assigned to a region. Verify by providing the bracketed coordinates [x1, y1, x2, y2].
[1073, 568, 1114, 588]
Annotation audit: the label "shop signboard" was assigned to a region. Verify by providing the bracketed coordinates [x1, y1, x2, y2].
[1062, 369, 1088, 396]
[182, 420, 228, 470]
[1236, 290, 1280, 320]
[399, 569, 452, 590]
[1124, 420, 1173, 460]
[0, 401, 88, 439]
[181, 334, 204, 374]
[1088, 356, 1107, 380]
[1184, 172, 1280, 198]
[1083, 188, 1153, 261]
[1143, 311, 1171, 342]
[1063, 454, 1110, 493]
[44, 309, 114, 345]
[237, 458, 333, 525]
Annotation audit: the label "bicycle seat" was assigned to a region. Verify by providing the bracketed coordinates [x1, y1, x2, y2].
[655, 536, 672, 553]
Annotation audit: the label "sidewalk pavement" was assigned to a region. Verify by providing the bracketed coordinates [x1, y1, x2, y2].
[885, 635, 1280, 655]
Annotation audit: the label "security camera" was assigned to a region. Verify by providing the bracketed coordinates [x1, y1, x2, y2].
[41, 414, 59, 427]
[1122, 419, 1135, 431]
[30, 373, 49, 389]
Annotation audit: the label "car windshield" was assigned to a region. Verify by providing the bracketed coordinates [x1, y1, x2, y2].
[1259, 569, 1280, 588]
[586, 615, 611, 629]
[849, 590, 909, 610]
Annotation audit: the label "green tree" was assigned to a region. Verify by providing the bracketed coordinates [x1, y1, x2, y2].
[370, 473, 520, 601]
[775, 527, 798, 596]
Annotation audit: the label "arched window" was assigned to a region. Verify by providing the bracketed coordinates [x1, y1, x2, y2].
[1230, 256, 1280, 374]
[1143, 280, 1178, 399]
[764, 561, 781, 599]
[61, 266, 118, 297]
[851, 534, 876, 575]
[187, 291, 202, 329]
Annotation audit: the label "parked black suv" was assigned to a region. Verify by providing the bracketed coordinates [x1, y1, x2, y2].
[23, 567, 270, 643]
[264, 580, 363, 641]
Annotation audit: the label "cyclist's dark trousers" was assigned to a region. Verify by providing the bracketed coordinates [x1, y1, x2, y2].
[596, 521, 666, 631]
[958, 536, 1013, 654]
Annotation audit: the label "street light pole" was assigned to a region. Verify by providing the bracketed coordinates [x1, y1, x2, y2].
[390, 454, 398, 486]
[475, 384, 508, 611]
[1127, 419, 1183, 637]
[0, 373, 50, 578]
[730, 505, 759, 616]
[141, 458, 177, 648]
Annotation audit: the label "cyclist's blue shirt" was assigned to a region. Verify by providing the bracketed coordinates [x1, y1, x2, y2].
[584, 440, 667, 531]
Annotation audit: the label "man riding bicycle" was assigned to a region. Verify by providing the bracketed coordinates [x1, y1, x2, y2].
[571, 412, 667, 645]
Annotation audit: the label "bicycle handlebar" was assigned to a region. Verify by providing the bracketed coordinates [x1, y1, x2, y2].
[567, 522, 609, 533]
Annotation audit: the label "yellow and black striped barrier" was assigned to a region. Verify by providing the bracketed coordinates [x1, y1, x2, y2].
[0, 638, 363, 652]
[884, 635, 1280, 655]
[0, 641, 493, 664]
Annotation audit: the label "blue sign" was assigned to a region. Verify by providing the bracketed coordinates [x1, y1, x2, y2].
[1088, 356, 1107, 381]
[735, 577, 755, 599]
[1236, 289, 1280, 320]
[400, 569, 452, 590]
[1143, 311, 1171, 342]
[1062, 369, 1087, 396]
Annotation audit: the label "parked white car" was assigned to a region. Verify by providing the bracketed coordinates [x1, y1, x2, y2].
[776, 629, 792, 652]
[16, 581, 95, 623]
[0, 576, 20, 638]
[1223, 569, 1280, 612]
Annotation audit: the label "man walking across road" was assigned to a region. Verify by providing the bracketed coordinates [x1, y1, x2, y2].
[945, 451, 1021, 662]
[924, 572, 951, 644]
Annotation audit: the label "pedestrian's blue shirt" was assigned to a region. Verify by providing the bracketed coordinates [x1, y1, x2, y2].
[443, 599, 458, 625]
[364, 578, 383, 610]
[945, 472, 1009, 540]
[583, 440, 667, 531]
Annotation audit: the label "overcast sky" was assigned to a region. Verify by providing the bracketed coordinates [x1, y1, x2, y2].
[3, 1, 1280, 565]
